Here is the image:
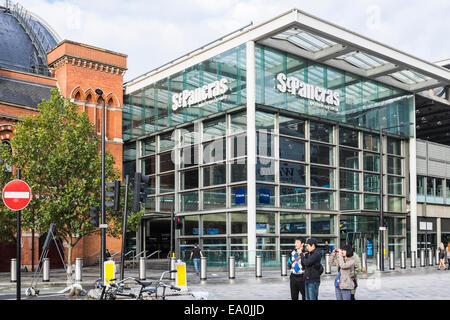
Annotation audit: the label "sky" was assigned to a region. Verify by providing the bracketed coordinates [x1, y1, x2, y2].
[15, 0, 450, 81]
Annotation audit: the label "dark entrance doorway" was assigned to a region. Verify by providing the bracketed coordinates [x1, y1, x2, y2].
[143, 218, 171, 259]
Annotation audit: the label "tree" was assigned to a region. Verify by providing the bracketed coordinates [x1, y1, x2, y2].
[1, 89, 142, 274]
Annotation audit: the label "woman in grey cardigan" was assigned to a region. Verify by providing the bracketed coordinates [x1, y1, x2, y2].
[329, 244, 355, 300]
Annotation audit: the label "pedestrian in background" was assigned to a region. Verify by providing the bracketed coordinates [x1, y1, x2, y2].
[447, 244, 450, 270]
[324, 241, 331, 254]
[288, 237, 306, 300]
[438, 242, 447, 271]
[190, 243, 203, 275]
[301, 238, 323, 300]
[329, 244, 355, 300]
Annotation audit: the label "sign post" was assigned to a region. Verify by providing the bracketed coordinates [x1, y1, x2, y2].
[2, 170, 32, 300]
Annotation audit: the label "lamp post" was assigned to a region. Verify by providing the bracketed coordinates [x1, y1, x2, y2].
[378, 121, 413, 271]
[95, 88, 106, 281]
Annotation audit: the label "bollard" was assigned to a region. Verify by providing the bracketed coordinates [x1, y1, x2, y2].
[200, 256, 207, 280]
[255, 255, 262, 278]
[435, 249, 440, 265]
[75, 258, 83, 282]
[400, 251, 406, 269]
[43, 258, 50, 282]
[139, 257, 146, 280]
[170, 257, 176, 280]
[281, 255, 287, 276]
[229, 256, 236, 279]
[420, 249, 425, 267]
[376, 252, 381, 271]
[389, 251, 395, 270]
[325, 253, 331, 274]
[428, 248, 433, 266]
[361, 253, 367, 273]
[10, 259, 16, 283]
[411, 251, 416, 268]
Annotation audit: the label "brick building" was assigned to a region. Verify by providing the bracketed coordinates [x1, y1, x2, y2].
[0, 1, 126, 271]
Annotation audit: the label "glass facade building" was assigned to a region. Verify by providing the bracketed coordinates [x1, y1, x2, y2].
[122, 9, 450, 267]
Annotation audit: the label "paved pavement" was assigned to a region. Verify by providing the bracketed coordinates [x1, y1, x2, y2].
[0, 262, 449, 300]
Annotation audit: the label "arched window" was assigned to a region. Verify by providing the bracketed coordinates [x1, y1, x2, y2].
[74, 91, 81, 101]
[107, 97, 114, 107]
[86, 93, 93, 103]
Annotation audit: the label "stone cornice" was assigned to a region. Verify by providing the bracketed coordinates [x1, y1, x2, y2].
[49, 54, 127, 76]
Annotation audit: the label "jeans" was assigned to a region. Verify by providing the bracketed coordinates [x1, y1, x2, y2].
[335, 288, 352, 300]
[193, 258, 200, 274]
[305, 282, 320, 300]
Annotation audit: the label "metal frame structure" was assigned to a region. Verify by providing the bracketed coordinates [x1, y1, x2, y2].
[125, 8, 450, 95]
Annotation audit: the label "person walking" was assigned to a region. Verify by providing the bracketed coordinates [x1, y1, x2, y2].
[301, 238, 323, 300]
[190, 243, 203, 275]
[288, 237, 306, 300]
[438, 242, 447, 271]
[447, 244, 450, 270]
[329, 244, 355, 300]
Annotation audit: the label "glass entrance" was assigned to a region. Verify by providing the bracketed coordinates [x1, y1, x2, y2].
[142, 218, 172, 259]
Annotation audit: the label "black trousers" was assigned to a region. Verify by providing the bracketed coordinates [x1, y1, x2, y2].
[290, 273, 305, 300]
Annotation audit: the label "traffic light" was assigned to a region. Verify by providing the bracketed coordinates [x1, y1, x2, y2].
[89, 206, 100, 227]
[132, 172, 150, 213]
[106, 180, 121, 211]
[175, 216, 183, 230]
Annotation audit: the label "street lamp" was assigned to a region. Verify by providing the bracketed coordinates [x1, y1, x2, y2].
[378, 121, 413, 271]
[95, 88, 106, 281]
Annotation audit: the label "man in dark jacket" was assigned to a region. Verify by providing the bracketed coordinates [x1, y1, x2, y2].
[301, 238, 322, 300]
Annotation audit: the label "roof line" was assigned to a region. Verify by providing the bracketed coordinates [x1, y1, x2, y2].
[124, 21, 255, 85]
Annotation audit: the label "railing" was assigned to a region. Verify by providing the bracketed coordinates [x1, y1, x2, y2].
[145, 250, 161, 260]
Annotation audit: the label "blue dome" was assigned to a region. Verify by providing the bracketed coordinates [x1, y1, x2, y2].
[0, 1, 60, 76]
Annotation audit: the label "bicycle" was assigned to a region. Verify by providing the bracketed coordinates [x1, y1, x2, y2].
[134, 270, 181, 300]
[94, 277, 137, 300]
[93, 270, 180, 300]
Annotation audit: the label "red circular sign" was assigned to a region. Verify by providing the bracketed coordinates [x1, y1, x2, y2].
[2, 179, 32, 211]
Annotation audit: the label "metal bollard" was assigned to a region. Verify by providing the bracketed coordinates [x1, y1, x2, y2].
[75, 258, 83, 282]
[376, 252, 381, 271]
[389, 251, 395, 270]
[281, 254, 287, 276]
[400, 251, 406, 269]
[428, 248, 433, 266]
[43, 258, 50, 282]
[200, 256, 207, 280]
[255, 255, 262, 278]
[435, 249, 440, 265]
[229, 256, 236, 279]
[10, 259, 16, 283]
[325, 253, 331, 274]
[411, 251, 416, 268]
[361, 253, 367, 273]
[420, 249, 426, 267]
[139, 257, 146, 280]
[170, 257, 176, 280]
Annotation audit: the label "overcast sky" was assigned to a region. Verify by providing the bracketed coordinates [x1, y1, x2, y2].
[17, 0, 450, 81]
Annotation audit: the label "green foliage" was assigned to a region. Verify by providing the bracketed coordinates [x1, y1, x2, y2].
[0, 143, 16, 242]
[1, 89, 141, 255]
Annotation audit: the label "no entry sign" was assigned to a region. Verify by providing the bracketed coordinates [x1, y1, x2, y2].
[2, 179, 32, 211]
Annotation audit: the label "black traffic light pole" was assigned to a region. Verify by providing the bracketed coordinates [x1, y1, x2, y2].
[95, 88, 106, 282]
[120, 175, 130, 281]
